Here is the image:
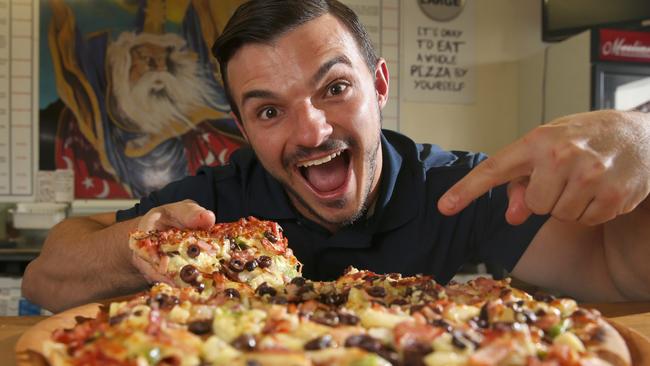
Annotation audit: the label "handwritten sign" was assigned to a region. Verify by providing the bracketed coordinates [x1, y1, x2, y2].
[402, 0, 475, 104]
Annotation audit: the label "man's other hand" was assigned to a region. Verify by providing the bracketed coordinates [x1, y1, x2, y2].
[438, 110, 650, 226]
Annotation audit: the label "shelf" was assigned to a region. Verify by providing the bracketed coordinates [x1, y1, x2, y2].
[0, 248, 40, 262]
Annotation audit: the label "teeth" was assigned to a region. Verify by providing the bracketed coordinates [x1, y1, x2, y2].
[297, 151, 342, 168]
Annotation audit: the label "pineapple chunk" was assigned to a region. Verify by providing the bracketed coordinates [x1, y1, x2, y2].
[358, 308, 411, 329]
[553, 331, 586, 353]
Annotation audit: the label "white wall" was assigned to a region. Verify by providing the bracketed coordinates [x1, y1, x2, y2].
[398, 0, 546, 155]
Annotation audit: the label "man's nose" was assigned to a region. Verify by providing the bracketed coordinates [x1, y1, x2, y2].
[291, 100, 332, 148]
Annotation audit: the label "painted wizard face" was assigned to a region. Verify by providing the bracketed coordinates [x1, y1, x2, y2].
[108, 32, 214, 135]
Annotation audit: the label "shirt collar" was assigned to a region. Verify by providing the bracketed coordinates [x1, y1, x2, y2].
[371, 130, 418, 233]
[248, 163, 296, 220]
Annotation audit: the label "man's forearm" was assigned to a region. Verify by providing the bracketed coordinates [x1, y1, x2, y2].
[603, 200, 650, 300]
[22, 216, 145, 312]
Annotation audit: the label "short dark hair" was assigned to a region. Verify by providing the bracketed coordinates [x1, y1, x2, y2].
[212, 0, 379, 120]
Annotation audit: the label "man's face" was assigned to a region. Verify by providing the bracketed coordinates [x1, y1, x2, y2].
[227, 14, 389, 231]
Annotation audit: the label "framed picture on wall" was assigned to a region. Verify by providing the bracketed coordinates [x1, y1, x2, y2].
[39, 0, 247, 199]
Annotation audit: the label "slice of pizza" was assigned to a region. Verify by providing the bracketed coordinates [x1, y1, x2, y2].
[129, 217, 302, 296]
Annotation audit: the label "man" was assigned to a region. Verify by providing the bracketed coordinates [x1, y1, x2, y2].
[23, 0, 650, 312]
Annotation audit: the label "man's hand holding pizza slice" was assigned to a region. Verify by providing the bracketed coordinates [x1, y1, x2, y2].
[132, 200, 216, 285]
[130, 201, 303, 297]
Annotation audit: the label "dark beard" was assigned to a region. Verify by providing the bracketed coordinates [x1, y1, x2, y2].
[281, 129, 381, 230]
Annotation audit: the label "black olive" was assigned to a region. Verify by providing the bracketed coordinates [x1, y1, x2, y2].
[224, 288, 240, 299]
[303, 335, 333, 350]
[363, 274, 380, 281]
[108, 313, 128, 326]
[290, 277, 306, 286]
[245, 260, 258, 272]
[366, 286, 386, 298]
[149, 293, 179, 310]
[344, 334, 381, 352]
[256, 283, 277, 297]
[479, 302, 489, 322]
[344, 334, 365, 348]
[195, 282, 205, 293]
[312, 311, 339, 327]
[533, 293, 556, 303]
[390, 299, 408, 306]
[402, 343, 433, 366]
[318, 293, 339, 305]
[377, 347, 400, 365]
[297, 283, 315, 296]
[334, 292, 349, 306]
[409, 304, 425, 314]
[451, 331, 467, 349]
[257, 256, 272, 268]
[220, 266, 240, 282]
[270, 296, 288, 305]
[469, 316, 488, 329]
[338, 312, 360, 325]
[180, 265, 199, 283]
[264, 231, 278, 243]
[231, 334, 256, 351]
[186, 244, 201, 258]
[430, 319, 453, 333]
[246, 360, 261, 366]
[160, 356, 181, 364]
[188, 319, 213, 335]
[228, 259, 245, 272]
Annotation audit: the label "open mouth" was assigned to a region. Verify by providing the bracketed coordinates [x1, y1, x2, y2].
[297, 150, 351, 195]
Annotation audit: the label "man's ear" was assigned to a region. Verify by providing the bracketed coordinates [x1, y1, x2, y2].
[374, 58, 389, 109]
[231, 112, 249, 142]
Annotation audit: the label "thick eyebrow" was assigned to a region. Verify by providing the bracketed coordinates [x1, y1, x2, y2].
[241, 89, 279, 109]
[311, 55, 352, 86]
[240, 55, 353, 108]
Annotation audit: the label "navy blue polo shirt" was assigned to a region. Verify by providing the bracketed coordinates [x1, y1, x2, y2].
[117, 130, 548, 283]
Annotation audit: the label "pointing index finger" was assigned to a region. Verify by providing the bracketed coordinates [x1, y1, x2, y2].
[438, 139, 533, 215]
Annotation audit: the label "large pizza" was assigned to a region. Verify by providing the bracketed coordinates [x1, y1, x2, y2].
[18, 217, 635, 366]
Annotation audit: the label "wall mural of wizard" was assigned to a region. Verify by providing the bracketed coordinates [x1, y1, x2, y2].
[39, 0, 246, 199]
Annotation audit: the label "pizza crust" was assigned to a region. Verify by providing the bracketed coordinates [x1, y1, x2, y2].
[13, 270, 645, 366]
[591, 318, 632, 366]
[15, 303, 102, 366]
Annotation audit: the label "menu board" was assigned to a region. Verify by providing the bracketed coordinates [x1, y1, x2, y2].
[0, 0, 38, 201]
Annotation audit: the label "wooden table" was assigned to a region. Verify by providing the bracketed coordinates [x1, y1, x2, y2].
[2, 303, 649, 366]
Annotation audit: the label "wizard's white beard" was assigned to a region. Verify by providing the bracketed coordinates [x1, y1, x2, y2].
[111, 52, 214, 135]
